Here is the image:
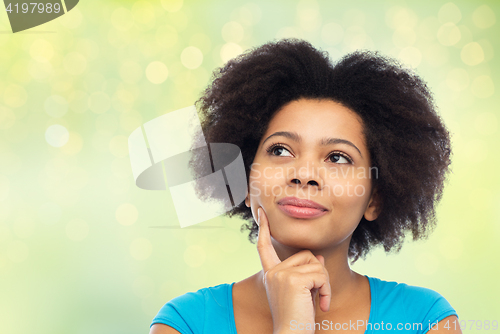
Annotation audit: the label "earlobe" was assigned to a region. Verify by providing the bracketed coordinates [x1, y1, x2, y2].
[245, 195, 250, 208]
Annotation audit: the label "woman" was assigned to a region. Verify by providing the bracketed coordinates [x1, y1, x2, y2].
[149, 39, 461, 334]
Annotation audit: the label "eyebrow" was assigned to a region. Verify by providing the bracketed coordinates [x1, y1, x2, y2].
[261, 131, 363, 158]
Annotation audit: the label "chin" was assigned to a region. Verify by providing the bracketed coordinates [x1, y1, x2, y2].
[272, 230, 329, 251]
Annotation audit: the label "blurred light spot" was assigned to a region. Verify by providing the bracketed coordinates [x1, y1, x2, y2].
[111, 7, 134, 31]
[146, 61, 169, 84]
[297, 0, 321, 32]
[133, 275, 154, 298]
[130, 238, 152, 260]
[167, 10, 188, 32]
[109, 135, 129, 158]
[0, 175, 9, 201]
[343, 26, 371, 51]
[275, 27, 301, 39]
[7, 240, 29, 263]
[38, 202, 62, 225]
[423, 43, 449, 66]
[12, 213, 35, 239]
[220, 43, 242, 63]
[321, 22, 344, 46]
[437, 22, 461, 46]
[183, 245, 206, 267]
[69, 90, 88, 113]
[181, 46, 203, 69]
[10, 58, 31, 84]
[386, 7, 418, 29]
[415, 252, 439, 275]
[28, 60, 52, 82]
[76, 39, 100, 61]
[469, 187, 493, 211]
[471, 75, 494, 98]
[44, 95, 68, 118]
[63, 52, 87, 75]
[461, 42, 484, 66]
[132, 1, 156, 30]
[156, 25, 178, 48]
[29, 39, 54, 63]
[221, 21, 245, 43]
[477, 39, 494, 62]
[119, 110, 143, 132]
[393, 27, 416, 47]
[398, 47, 422, 68]
[417, 17, 439, 41]
[116, 203, 138, 226]
[111, 158, 132, 178]
[453, 25, 473, 49]
[4, 84, 27, 108]
[446, 68, 469, 91]
[96, 114, 118, 135]
[88, 92, 111, 114]
[83, 72, 106, 92]
[231, 3, 262, 26]
[218, 230, 240, 253]
[66, 218, 89, 241]
[59, 7, 82, 29]
[472, 5, 496, 29]
[45, 124, 69, 147]
[185, 229, 207, 246]
[120, 60, 143, 84]
[342, 9, 365, 27]
[474, 112, 497, 135]
[53, 77, 73, 93]
[438, 3, 462, 24]
[92, 132, 113, 153]
[161, 0, 183, 12]
[439, 235, 463, 260]
[0, 106, 15, 130]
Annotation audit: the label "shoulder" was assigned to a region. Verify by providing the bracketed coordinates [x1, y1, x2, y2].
[368, 276, 458, 332]
[150, 282, 234, 334]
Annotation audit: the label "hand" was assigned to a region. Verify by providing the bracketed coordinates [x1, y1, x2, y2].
[256, 207, 331, 334]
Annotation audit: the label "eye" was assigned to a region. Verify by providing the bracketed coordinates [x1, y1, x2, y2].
[327, 152, 352, 164]
[266, 143, 293, 157]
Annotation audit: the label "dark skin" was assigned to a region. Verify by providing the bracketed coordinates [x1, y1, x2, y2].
[150, 98, 461, 333]
[239, 98, 377, 333]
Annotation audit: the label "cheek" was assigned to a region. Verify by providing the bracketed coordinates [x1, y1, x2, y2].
[323, 168, 372, 205]
[248, 167, 282, 198]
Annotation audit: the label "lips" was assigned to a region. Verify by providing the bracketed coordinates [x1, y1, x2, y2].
[277, 196, 328, 219]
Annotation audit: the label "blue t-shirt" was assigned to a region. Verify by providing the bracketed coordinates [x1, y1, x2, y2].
[150, 275, 458, 333]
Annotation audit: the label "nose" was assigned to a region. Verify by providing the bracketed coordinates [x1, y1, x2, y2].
[287, 161, 324, 190]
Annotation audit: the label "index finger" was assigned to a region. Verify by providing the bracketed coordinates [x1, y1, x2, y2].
[256, 207, 281, 273]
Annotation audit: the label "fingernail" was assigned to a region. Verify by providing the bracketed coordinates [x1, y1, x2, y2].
[257, 208, 261, 224]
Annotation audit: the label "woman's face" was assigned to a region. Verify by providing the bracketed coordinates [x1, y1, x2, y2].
[245, 98, 381, 252]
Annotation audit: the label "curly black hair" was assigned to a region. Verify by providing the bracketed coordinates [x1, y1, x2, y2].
[190, 38, 452, 263]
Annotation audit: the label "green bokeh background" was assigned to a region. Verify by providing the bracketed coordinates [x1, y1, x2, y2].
[0, 0, 499, 333]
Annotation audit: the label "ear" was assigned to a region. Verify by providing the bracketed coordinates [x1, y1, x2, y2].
[245, 195, 250, 208]
[364, 187, 382, 221]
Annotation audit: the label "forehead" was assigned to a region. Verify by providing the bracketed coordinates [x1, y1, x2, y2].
[262, 98, 366, 148]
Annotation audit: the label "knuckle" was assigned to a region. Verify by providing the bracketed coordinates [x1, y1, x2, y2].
[285, 272, 299, 285]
